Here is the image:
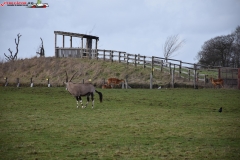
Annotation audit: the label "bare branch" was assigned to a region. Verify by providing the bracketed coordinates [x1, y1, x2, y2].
[14, 33, 21, 60]
[163, 34, 185, 60]
[36, 37, 45, 57]
[3, 33, 21, 61]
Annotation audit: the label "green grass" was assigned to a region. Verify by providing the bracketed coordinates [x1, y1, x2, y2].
[0, 87, 240, 159]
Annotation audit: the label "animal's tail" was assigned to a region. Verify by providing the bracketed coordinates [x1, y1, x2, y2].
[95, 90, 103, 102]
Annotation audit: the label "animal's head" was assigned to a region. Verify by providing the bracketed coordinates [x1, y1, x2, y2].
[64, 71, 77, 90]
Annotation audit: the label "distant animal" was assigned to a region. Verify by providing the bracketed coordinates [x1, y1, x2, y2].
[218, 107, 222, 113]
[64, 71, 102, 109]
[210, 77, 224, 88]
[107, 78, 125, 88]
[102, 84, 112, 89]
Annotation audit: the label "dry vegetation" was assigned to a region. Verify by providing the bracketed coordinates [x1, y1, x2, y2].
[0, 57, 205, 88]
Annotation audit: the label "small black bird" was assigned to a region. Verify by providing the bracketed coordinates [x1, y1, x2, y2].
[218, 107, 222, 113]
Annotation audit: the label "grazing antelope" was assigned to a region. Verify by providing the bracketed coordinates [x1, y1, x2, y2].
[210, 77, 224, 88]
[102, 84, 112, 89]
[107, 78, 125, 88]
[64, 71, 102, 109]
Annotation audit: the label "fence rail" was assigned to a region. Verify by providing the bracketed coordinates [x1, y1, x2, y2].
[3, 48, 239, 89]
[54, 48, 226, 88]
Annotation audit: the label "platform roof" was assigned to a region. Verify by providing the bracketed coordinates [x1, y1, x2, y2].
[54, 31, 99, 40]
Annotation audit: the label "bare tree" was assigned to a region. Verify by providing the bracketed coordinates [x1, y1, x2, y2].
[163, 34, 185, 62]
[4, 33, 21, 61]
[36, 37, 45, 57]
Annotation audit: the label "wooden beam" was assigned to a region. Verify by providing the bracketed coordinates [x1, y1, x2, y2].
[151, 56, 154, 76]
[179, 61, 182, 77]
[81, 37, 83, 48]
[63, 35, 65, 48]
[118, 52, 121, 63]
[55, 33, 57, 57]
[95, 39, 98, 49]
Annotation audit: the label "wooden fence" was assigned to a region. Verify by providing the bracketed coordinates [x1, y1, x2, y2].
[5, 48, 237, 89]
[56, 48, 220, 88]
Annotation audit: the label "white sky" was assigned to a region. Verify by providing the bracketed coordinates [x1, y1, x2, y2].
[0, 0, 240, 63]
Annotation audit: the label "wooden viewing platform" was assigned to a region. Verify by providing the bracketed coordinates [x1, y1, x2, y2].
[54, 31, 99, 58]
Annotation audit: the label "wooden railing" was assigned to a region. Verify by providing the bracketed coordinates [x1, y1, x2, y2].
[55, 48, 221, 88]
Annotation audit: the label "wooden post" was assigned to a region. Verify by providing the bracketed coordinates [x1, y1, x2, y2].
[81, 37, 83, 49]
[125, 75, 128, 89]
[47, 78, 51, 87]
[150, 73, 153, 89]
[143, 56, 146, 68]
[134, 54, 137, 67]
[188, 70, 190, 81]
[89, 48, 91, 59]
[103, 50, 105, 61]
[118, 52, 121, 63]
[55, 34, 57, 57]
[70, 36, 72, 48]
[218, 68, 221, 79]
[80, 37, 83, 58]
[95, 39, 98, 50]
[179, 61, 182, 77]
[160, 60, 163, 72]
[82, 79, 84, 84]
[138, 54, 140, 65]
[30, 78, 33, 87]
[127, 54, 129, 65]
[111, 51, 113, 63]
[62, 35, 65, 48]
[4, 77, 8, 87]
[169, 63, 171, 75]
[151, 56, 154, 76]
[16, 78, 20, 87]
[171, 68, 174, 88]
[193, 64, 197, 89]
[109, 51, 112, 62]
[96, 49, 99, 60]
[197, 72, 199, 82]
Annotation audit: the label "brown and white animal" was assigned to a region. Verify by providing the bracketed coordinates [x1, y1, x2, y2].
[64, 71, 102, 109]
[107, 78, 125, 88]
[102, 84, 112, 89]
[210, 77, 224, 88]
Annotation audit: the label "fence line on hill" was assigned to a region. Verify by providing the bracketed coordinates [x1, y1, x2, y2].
[5, 48, 235, 88]
[54, 47, 223, 88]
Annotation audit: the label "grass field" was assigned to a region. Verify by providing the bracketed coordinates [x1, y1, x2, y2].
[0, 87, 240, 159]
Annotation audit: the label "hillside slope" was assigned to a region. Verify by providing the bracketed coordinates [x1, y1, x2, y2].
[1, 57, 175, 88]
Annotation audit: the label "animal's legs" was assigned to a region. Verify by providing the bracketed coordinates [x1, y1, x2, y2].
[78, 96, 85, 109]
[85, 96, 89, 108]
[76, 96, 79, 108]
[91, 93, 94, 108]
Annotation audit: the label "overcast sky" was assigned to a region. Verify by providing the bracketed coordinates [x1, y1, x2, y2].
[0, 0, 240, 63]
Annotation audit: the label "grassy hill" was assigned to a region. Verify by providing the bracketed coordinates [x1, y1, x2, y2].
[0, 57, 206, 88]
